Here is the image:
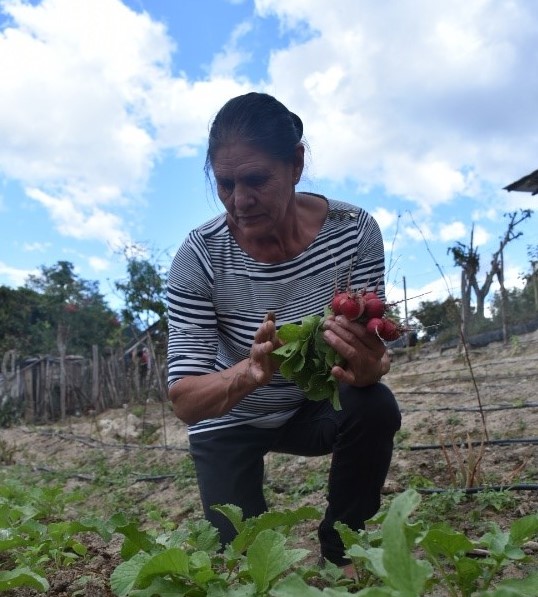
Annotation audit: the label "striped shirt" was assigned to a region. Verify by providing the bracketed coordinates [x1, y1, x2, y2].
[167, 196, 386, 434]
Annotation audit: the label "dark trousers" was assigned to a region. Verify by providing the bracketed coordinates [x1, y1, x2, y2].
[188, 382, 401, 566]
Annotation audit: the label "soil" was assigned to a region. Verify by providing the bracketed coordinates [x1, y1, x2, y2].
[2, 330, 538, 596]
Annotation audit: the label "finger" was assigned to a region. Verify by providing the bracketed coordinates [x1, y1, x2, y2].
[330, 365, 354, 384]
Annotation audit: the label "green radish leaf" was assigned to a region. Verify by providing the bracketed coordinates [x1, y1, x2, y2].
[212, 504, 245, 534]
[246, 529, 308, 593]
[136, 548, 190, 585]
[280, 354, 304, 380]
[381, 489, 433, 595]
[110, 551, 152, 596]
[487, 571, 538, 596]
[272, 313, 344, 410]
[128, 577, 189, 596]
[420, 526, 474, 558]
[346, 543, 387, 579]
[0, 568, 49, 592]
[230, 507, 320, 554]
[272, 340, 301, 359]
[271, 572, 349, 595]
[508, 513, 538, 546]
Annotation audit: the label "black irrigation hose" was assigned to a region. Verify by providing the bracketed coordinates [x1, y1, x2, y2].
[416, 484, 538, 494]
[401, 403, 538, 413]
[398, 437, 538, 451]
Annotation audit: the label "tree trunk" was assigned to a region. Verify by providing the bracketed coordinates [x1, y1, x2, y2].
[498, 249, 509, 345]
[460, 270, 472, 344]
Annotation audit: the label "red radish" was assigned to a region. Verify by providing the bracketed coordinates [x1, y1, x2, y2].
[364, 297, 385, 319]
[331, 291, 349, 315]
[365, 316, 403, 341]
[340, 294, 365, 320]
[378, 318, 401, 341]
[366, 317, 384, 335]
[362, 291, 379, 302]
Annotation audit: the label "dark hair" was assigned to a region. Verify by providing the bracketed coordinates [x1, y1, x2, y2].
[204, 92, 304, 177]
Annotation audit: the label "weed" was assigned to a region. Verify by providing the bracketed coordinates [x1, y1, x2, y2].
[474, 488, 517, 513]
[0, 438, 17, 464]
[439, 431, 485, 488]
[418, 489, 466, 523]
[395, 427, 411, 445]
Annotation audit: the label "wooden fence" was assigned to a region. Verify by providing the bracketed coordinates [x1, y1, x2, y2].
[0, 341, 168, 424]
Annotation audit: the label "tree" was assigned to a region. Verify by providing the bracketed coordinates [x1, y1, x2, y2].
[114, 247, 167, 333]
[448, 210, 533, 339]
[24, 261, 120, 356]
[0, 286, 47, 355]
[489, 285, 535, 326]
[410, 297, 460, 342]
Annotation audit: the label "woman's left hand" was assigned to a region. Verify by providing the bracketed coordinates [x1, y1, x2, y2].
[322, 314, 390, 386]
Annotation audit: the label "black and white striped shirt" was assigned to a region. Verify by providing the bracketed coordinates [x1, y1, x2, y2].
[167, 196, 386, 434]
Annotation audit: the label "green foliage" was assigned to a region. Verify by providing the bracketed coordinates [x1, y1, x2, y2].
[410, 297, 460, 342]
[0, 261, 121, 357]
[272, 311, 343, 410]
[114, 246, 167, 331]
[0, 478, 113, 593]
[338, 489, 538, 596]
[1, 478, 537, 595]
[489, 285, 537, 326]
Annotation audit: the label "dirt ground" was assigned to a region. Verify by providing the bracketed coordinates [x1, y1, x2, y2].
[2, 329, 538, 595]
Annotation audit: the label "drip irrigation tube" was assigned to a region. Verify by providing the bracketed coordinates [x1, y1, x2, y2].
[401, 403, 538, 413]
[416, 484, 538, 494]
[398, 437, 538, 451]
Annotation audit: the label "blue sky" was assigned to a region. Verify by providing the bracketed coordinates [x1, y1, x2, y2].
[0, 0, 537, 314]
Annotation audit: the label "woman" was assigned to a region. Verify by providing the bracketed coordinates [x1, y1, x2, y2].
[167, 92, 401, 573]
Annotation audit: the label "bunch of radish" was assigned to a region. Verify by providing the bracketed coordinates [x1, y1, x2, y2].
[271, 287, 404, 410]
[330, 288, 403, 341]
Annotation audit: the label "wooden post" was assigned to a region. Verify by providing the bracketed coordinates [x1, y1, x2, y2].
[531, 261, 538, 311]
[57, 323, 67, 420]
[403, 276, 409, 348]
[92, 345, 100, 411]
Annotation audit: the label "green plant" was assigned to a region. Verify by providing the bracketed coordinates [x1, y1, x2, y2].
[395, 428, 411, 445]
[0, 438, 17, 464]
[474, 489, 517, 513]
[337, 489, 538, 596]
[418, 489, 467, 523]
[0, 479, 114, 593]
[109, 505, 323, 596]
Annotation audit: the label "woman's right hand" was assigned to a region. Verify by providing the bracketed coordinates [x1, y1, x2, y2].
[247, 311, 281, 386]
[169, 312, 281, 424]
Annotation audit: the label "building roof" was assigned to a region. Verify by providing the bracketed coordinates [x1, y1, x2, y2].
[504, 169, 538, 195]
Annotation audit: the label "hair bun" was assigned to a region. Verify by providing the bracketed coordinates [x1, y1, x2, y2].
[289, 112, 303, 141]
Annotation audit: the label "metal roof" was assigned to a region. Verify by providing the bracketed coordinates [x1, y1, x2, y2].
[504, 169, 538, 195]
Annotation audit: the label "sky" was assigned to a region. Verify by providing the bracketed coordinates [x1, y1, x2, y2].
[1, 0, 537, 315]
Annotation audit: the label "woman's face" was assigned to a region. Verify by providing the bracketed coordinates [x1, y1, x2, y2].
[212, 142, 303, 239]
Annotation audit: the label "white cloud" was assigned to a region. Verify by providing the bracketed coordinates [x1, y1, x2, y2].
[88, 256, 110, 272]
[372, 207, 398, 231]
[0, 261, 37, 286]
[472, 225, 491, 247]
[439, 221, 466, 242]
[208, 21, 253, 77]
[26, 187, 130, 249]
[256, 0, 538, 209]
[1, 0, 537, 264]
[0, 0, 247, 248]
[389, 272, 461, 314]
[23, 241, 51, 252]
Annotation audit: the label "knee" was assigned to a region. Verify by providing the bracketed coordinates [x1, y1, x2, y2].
[340, 383, 401, 433]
